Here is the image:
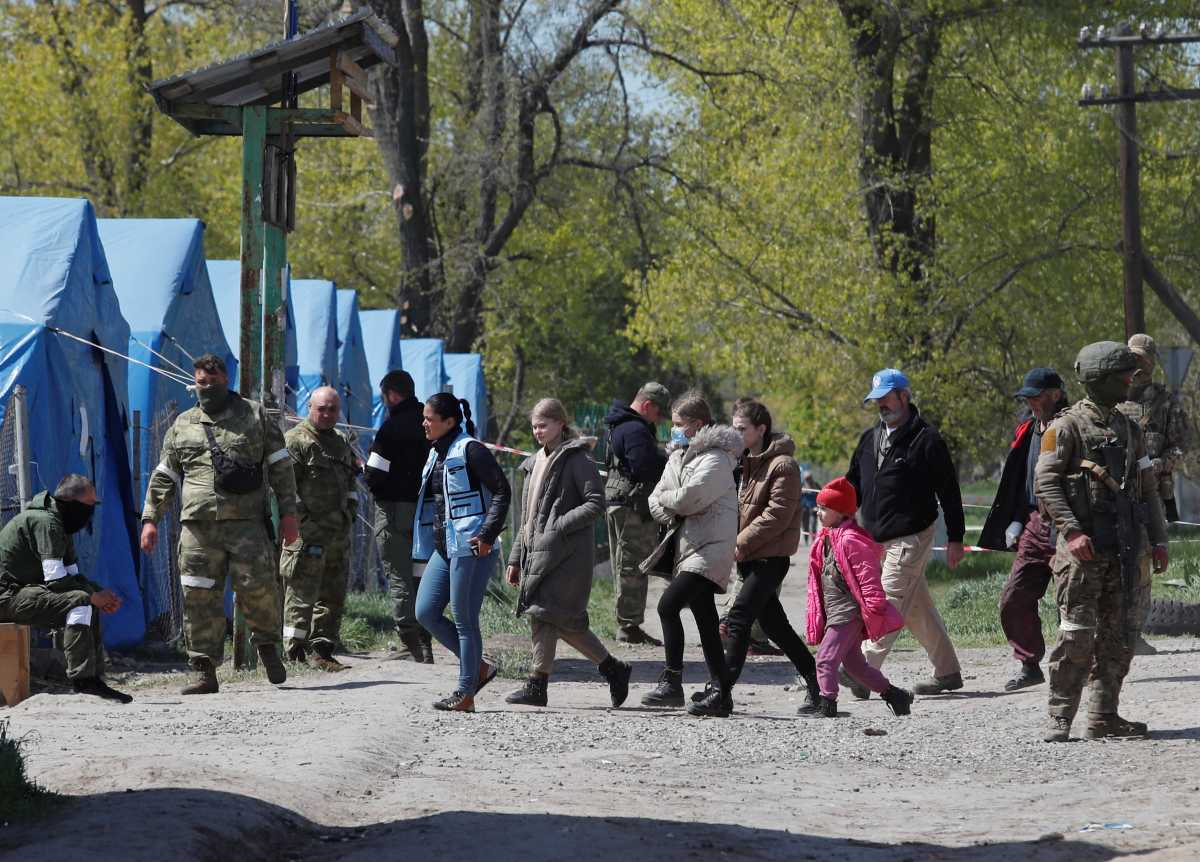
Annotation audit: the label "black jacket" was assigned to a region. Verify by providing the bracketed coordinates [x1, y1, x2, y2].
[604, 401, 666, 484]
[978, 399, 1068, 550]
[366, 398, 430, 503]
[846, 406, 965, 544]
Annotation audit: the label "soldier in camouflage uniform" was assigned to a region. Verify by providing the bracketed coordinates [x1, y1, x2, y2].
[1119, 333, 1193, 656]
[140, 354, 299, 694]
[1035, 341, 1170, 743]
[281, 387, 358, 672]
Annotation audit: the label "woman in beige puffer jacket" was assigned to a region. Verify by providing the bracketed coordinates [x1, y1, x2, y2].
[639, 391, 742, 718]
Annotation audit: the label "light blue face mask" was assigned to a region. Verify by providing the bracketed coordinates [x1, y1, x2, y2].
[670, 427, 689, 447]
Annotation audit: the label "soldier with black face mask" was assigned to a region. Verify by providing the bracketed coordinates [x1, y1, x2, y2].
[0, 474, 131, 702]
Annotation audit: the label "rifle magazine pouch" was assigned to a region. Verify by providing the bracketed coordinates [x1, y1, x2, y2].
[203, 424, 264, 494]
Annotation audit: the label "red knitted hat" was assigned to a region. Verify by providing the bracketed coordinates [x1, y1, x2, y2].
[816, 476, 857, 516]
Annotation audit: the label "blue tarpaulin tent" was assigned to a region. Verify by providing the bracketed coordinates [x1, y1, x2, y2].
[444, 353, 489, 441]
[400, 338, 447, 404]
[359, 309, 403, 428]
[100, 219, 235, 635]
[205, 260, 299, 409]
[290, 279, 339, 415]
[335, 290, 373, 444]
[0, 197, 143, 648]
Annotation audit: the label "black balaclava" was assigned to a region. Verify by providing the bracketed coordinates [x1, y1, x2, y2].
[55, 498, 96, 533]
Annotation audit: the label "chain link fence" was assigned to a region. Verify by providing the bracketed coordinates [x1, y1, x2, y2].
[139, 404, 184, 643]
[0, 388, 25, 532]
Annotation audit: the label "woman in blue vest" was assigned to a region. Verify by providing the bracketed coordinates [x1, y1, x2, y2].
[413, 394, 511, 711]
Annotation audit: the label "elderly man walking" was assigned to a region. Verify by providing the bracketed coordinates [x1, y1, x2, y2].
[281, 386, 359, 672]
[845, 368, 966, 696]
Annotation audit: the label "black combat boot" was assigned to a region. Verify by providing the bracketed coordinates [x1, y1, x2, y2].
[257, 643, 288, 684]
[687, 684, 733, 718]
[797, 696, 838, 718]
[598, 655, 633, 707]
[398, 630, 426, 662]
[181, 658, 219, 695]
[286, 643, 308, 664]
[419, 630, 435, 664]
[881, 685, 914, 716]
[72, 677, 133, 704]
[640, 669, 684, 708]
[796, 673, 821, 712]
[505, 675, 549, 707]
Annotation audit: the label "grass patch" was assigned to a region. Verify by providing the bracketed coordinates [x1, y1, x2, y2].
[0, 720, 61, 823]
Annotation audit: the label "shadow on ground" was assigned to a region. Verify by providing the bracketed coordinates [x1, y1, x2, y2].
[0, 789, 1159, 862]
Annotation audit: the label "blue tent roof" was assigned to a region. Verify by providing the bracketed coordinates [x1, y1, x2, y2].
[290, 279, 339, 415]
[359, 309, 403, 427]
[100, 219, 235, 635]
[0, 197, 142, 649]
[335, 289, 373, 445]
[205, 259, 300, 408]
[444, 353, 489, 441]
[400, 338, 447, 403]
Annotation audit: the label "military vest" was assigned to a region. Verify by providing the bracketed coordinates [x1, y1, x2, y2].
[1119, 383, 1173, 459]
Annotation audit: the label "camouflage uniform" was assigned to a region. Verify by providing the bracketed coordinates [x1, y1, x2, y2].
[1118, 381, 1192, 521]
[142, 393, 297, 667]
[1035, 343, 1168, 740]
[280, 419, 357, 653]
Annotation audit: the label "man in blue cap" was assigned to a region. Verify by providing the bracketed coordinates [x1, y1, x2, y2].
[845, 368, 965, 696]
[980, 367, 1068, 691]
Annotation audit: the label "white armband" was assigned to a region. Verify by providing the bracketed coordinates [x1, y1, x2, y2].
[155, 462, 181, 484]
[267, 448, 291, 465]
[1137, 455, 1153, 471]
[66, 606, 93, 626]
[42, 558, 69, 582]
[66, 563, 79, 575]
[367, 452, 390, 472]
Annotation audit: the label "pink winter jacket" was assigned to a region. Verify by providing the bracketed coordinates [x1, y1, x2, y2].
[805, 519, 904, 646]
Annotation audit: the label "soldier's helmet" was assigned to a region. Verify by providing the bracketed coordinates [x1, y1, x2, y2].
[1128, 333, 1158, 363]
[1074, 341, 1138, 383]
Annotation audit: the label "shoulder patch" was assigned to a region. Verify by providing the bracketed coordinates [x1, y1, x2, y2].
[1040, 426, 1057, 453]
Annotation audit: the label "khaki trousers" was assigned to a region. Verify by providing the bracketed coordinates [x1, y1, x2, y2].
[861, 524, 961, 677]
[530, 618, 609, 676]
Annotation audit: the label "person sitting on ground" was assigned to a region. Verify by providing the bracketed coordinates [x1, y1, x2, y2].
[803, 477, 912, 719]
[640, 391, 741, 718]
[413, 394, 511, 712]
[504, 398, 633, 709]
[0, 474, 131, 703]
[716, 399, 820, 709]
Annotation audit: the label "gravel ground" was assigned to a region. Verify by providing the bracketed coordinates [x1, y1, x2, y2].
[1, 569, 1198, 862]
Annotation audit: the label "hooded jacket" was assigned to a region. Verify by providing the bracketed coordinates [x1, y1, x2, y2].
[508, 437, 604, 631]
[603, 400, 667, 506]
[644, 424, 742, 591]
[0, 492, 97, 596]
[737, 433, 803, 561]
[805, 519, 903, 645]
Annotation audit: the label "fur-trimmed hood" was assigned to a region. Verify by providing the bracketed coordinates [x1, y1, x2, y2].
[682, 424, 744, 465]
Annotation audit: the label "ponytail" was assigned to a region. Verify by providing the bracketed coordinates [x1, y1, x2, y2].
[426, 392, 476, 437]
[459, 398, 477, 437]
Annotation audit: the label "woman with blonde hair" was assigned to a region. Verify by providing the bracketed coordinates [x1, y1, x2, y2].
[504, 398, 633, 708]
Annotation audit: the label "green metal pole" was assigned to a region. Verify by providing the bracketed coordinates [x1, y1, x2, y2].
[264, 225, 287, 410]
[235, 104, 267, 670]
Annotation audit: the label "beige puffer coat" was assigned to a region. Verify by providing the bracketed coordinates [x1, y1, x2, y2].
[644, 424, 742, 591]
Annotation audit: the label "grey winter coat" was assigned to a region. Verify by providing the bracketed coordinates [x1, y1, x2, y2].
[643, 425, 742, 591]
[508, 437, 604, 631]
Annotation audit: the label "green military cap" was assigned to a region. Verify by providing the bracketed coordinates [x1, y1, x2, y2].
[637, 381, 671, 413]
[1127, 333, 1158, 363]
[1074, 340, 1138, 383]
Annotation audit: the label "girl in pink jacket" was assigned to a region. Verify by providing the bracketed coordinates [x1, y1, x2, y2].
[801, 477, 914, 718]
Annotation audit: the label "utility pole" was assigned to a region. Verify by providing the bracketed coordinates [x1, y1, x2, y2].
[1078, 21, 1200, 342]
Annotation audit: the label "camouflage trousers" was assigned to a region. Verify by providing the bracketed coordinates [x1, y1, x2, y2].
[280, 522, 350, 651]
[607, 504, 658, 629]
[0, 577, 102, 679]
[179, 519, 279, 667]
[1047, 543, 1152, 722]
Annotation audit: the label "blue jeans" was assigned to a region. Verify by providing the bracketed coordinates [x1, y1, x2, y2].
[415, 550, 495, 693]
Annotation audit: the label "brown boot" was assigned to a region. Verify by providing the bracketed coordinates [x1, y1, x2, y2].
[181, 659, 219, 695]
[256, 643, 287, 684]
[1085, 714, 1149, 740]
[312, 642, 348, 673]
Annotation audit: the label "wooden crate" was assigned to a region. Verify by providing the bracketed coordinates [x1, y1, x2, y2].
[0, 623, 31, 707]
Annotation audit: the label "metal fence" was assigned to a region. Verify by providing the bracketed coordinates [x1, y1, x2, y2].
[139, 405, 184, 643]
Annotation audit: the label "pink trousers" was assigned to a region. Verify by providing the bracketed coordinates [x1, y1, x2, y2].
[817, 620, 891, 700]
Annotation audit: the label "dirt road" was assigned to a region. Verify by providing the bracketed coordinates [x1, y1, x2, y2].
[2, 569, 1198, 861]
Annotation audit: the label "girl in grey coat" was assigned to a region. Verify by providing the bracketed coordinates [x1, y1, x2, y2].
[504, 398, 633, 708]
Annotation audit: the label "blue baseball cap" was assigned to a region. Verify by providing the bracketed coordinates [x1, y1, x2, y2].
[863, 368, 910, 403]
[1014, 367, 1064, 398]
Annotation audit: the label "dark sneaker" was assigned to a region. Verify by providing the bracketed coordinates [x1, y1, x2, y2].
[475, 657, 498, 694]
[640, 669, 684, 707]
[1044, 716, 1072, 743]
[433, 690, 475, 712]
[72, 677, 133, 704]
[181, 659, 219, 695]
[505, 676, 548, 707]
[881, 685, 913, 717]
[839, 668, 870, 700]
[687, 687, 733, 718]
[1085, 714, 1149, 740]
[912, 672, 963, 695]
[1004, 663, 1044, 692]
[598, 656, 633, 708]
[256, 643, 288, 685]
[1133, 635, 1158, 656]
[797, 696, 838, 718]
[618, 626, 663, 647]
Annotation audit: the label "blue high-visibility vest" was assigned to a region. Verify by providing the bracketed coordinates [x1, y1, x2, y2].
[412, 430, 494, 560]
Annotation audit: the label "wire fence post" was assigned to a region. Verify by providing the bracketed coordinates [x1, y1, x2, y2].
[12, 385, 32, 511]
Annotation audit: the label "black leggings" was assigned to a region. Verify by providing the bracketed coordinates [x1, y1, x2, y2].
[658, 570, 730, 691]
[724, 557, 817, 686]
